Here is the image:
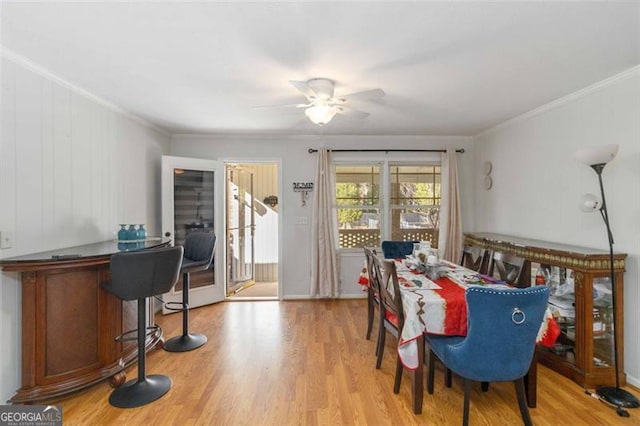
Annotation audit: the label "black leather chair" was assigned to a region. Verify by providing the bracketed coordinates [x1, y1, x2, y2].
[102, 245, 183, 408]
[164, 232, 217, 352]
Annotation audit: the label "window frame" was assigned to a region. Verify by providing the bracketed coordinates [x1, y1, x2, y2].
[333, 155, 442, 252]
[333, 161, 384, 251]
[388, 162, 442, 241]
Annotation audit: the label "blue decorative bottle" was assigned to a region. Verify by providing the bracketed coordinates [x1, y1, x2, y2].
[137, 224, 147, 240]
[126, 225, 138, 240]
[118, 224, 127, 241]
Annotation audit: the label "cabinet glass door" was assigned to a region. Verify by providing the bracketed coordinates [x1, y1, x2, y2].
[536, 263, 576, 366]
[592, 275, 614, 368]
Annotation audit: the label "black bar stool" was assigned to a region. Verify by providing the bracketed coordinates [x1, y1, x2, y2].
[164, 232, 216, 352]
[102, 245, 183, 408]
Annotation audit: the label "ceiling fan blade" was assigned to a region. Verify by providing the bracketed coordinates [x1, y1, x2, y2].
[289, 80, 315, 99]
[335, 106, 370, 119]
[336, 88, 385, 102]
[252, 103, 310, 109]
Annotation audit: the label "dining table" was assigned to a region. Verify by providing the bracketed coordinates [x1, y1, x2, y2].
[360, 257, 560, 414]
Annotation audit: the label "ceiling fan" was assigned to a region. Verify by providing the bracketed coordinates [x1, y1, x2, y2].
[258, 78, 385, 125]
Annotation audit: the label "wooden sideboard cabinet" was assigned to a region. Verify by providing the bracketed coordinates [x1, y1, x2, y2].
[464, 232, 627, 389]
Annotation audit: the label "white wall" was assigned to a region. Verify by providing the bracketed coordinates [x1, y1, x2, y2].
[0, 56, 170, 402]
[170, 134, 475, 299]
[473, 66, 640, 386]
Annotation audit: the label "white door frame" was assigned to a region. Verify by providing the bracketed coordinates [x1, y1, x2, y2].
[222, 157, 283, 300]
[161, 155, 225, 308]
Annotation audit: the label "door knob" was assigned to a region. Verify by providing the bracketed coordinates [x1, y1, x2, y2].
[165, 232, 171, 237]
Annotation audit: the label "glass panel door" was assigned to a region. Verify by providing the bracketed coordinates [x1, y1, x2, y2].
[161, 156, 224, 310]
[226, 166, 255, 294]
[173, 169, 215, 290]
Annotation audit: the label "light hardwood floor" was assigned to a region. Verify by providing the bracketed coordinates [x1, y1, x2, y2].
[53, 300, 638, 425]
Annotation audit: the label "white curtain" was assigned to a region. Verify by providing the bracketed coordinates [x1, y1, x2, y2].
[310, 149, 341, 297]
[438, 149, 463, 263]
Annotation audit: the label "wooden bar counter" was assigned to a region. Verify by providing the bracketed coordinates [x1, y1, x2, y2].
[0, 238, 170, 403]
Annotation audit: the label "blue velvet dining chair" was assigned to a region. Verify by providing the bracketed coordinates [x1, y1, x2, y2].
[426, 286, 549, 426]
[381, 240, 418, 259]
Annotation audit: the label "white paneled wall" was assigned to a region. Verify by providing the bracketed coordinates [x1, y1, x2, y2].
[0, 56, 170, 402]
[474, 66, 640, 386]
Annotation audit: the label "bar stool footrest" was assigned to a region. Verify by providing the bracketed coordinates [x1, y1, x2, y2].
[115, 325, 162, 343]
[163, 301, 187, 313]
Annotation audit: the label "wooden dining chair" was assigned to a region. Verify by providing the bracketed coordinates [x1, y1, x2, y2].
[363, 247, 382, 348]
[488, 251, 526, 285]
[459, 245, 488, 274]
[372, 256, 406, 394]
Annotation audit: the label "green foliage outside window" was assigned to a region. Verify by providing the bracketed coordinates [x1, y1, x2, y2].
[336, 183, 363, 225]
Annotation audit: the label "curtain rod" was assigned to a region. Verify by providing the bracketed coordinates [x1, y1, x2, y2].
[307, 148, 465, 154]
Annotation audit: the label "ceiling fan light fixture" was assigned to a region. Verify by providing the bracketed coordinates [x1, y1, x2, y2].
[307, 78, 334, 100]
[305, 105, 337, 125]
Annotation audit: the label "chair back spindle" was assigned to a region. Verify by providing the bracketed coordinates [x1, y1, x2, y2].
[460, 245, 488, 273]
[373, 256, 405, 331]
[489, 251, 525, 285]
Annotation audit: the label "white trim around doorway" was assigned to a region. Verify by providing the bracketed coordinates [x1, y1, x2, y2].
[222, 157, 284, 301]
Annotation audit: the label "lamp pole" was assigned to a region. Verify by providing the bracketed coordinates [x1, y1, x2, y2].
[591, 164, 639, 408]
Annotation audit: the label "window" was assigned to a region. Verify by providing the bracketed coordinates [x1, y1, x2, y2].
[335, 165, 381, 248]
[335, 162, 441, 249]
[389, 164, 441, 242]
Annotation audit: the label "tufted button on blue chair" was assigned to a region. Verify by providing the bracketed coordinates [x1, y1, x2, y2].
[103, 246, 184, 408]
[426, 286, 549, 426]
[164, 232, 216, 352]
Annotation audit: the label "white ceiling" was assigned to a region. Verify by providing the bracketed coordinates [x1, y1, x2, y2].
[2, 1, 639, 136]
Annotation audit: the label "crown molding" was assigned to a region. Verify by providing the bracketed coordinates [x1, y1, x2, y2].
[477, 65, 640, 138]
[0, 46, 170, 137]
